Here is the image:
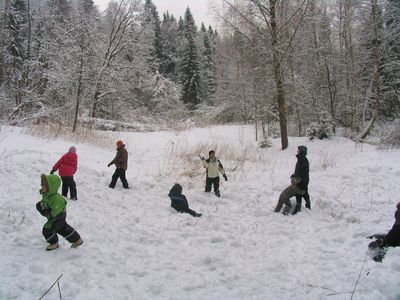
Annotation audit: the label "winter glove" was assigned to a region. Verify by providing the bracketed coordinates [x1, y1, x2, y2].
[50, 169, 55, 175]
[223, 174, 228, 181]
[36, 201, 51, 217]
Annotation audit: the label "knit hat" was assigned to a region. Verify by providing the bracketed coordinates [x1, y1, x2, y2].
[116, 140, 124, 147]
[68, 146, 76, 153]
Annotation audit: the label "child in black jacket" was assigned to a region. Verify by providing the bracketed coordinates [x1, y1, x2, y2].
[168, 184, 202, 217]
[368, 202, 400, 262]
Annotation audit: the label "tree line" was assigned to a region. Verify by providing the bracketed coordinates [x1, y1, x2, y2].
[0, 0, 217, 130]
[215, 0, 400, 148]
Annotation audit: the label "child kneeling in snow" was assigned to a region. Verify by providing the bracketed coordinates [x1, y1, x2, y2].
[168, 183, 202, 217]
[36, 174, 83, 251]
[368, 202, 400, 262]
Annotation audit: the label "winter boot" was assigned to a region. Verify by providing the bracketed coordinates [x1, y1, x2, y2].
[282, 205, 291, 215]
[194, 213, 202, 218]
[71, 238, 84, 248]
[46, 243, 59, 251]
[292, 205, 301, 215]
[215, 191, 221, 198]
[305, 199, 311, 209]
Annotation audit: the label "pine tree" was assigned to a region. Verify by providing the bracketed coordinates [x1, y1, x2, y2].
[179, 7, 200, 109]
[6, 0, 27, 106]
[202, 25, 217, 105]
[159, 12, 179, 80]
[143, 0, 163, 72]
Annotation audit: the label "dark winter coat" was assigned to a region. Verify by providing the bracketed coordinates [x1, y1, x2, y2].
[52, 152, 77, 177]
[291, 152, 309, 191]
[383, 224, 400, 247]
[109, 145, 128, 170]
[168, 184, 190, 212]
[383, 205, 400, 247]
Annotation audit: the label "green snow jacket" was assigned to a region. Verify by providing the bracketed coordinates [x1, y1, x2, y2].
[38, 174, 67, 229]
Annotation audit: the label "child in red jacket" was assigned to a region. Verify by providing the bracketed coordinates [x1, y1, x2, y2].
[51, 146, 78, 200]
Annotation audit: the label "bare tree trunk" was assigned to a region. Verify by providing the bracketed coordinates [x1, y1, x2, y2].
[357, 0, 381, 140]
[91, 0, 141, 118]
[270, 0, 288, 149]
[343, 0, 358, 131]
[27, 0, 31, 61]
[73, 53, 84, 133]
[324, 56, 336, 124]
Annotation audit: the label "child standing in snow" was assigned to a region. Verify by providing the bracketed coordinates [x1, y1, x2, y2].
[200, 150, 227, 198]
[51, 146, 78, 200]
[108, 140, 129, 189]
[368, 202, 400, 262]
[274, 146, 310, 215]
[168, 183, 202, 217]
[36, 174, 83, 251]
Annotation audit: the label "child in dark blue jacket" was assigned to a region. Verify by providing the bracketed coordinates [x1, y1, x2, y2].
[168, 184, 202, 217]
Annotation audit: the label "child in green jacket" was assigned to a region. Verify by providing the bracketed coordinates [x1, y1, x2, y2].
[36, 174, 83, 251]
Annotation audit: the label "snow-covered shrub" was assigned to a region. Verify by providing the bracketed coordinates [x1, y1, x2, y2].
[258, 139, 272, 148]
[380, 120, 400, 149]
[25, 122, 116, 148]
[306, 118, 335, 140]
[268, 123, 280, 138]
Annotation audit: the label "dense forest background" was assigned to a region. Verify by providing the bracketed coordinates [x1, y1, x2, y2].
[0, 0, 399, 148]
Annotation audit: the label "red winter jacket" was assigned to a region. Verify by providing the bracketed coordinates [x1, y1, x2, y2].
[52, 152, 78, 177]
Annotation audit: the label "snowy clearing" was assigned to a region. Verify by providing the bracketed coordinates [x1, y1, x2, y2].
[0, 125, 399, 300]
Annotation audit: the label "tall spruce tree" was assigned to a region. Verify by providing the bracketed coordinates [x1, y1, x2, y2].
[202, 25, 217, 105]
[143, 0, 163, 72]
[159, 12, 179, 80]
[6, 0, 27, 106]
[179, 7, 200, 109]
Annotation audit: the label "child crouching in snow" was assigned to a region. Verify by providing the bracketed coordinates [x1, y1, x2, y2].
[368, 202, 400, 262]
[36, 174, 83, 251]
[168, 183, 202, 217]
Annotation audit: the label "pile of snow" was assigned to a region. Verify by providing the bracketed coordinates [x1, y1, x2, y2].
[0, 125, 399, 300]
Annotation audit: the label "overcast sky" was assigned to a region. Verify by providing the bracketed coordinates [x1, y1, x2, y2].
[93, 0, 218, 27]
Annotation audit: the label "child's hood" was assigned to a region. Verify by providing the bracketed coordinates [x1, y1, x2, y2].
[42, 174, 61, 195]
[169, 183, 182, 197]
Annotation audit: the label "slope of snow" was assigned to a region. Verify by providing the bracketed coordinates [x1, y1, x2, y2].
[0, 125, 399, 300]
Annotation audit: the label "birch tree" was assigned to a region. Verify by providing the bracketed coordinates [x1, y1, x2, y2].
[91, 0, 142, 118]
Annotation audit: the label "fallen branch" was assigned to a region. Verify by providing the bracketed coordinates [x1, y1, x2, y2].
[57, 281, 62, 300]
[39, 274, 63, 300]
[305, 283, 336, 293]
[350, 253, 368, 300]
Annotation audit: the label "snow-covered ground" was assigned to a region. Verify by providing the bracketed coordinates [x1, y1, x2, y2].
[0, 125, 399, 300]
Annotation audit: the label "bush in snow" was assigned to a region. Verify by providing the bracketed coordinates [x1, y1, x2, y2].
[258, 139, 272, 148]
[380, 120, 400, 149]
[268, 123, 280, 138]
[306, 118, 335, 140]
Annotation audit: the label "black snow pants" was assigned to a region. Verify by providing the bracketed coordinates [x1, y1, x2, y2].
[42, 212, 81, 245]
[205, 176, 220, 196]
[61, 176, 77, 199]
[109, 168, 129, 189]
